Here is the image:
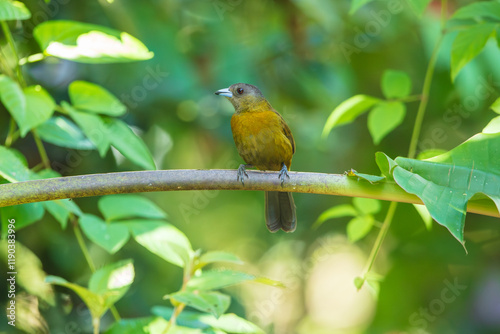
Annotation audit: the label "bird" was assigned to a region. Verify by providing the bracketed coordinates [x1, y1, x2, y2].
[215, 83, 297, 232]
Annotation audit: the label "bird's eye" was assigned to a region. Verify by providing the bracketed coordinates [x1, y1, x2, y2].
[236, 88, 244, 95]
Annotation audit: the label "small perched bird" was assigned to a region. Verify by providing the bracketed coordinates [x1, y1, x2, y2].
[215, 83, 296, 232]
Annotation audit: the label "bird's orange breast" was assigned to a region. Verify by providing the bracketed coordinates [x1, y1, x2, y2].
[231, 110, 293, 171]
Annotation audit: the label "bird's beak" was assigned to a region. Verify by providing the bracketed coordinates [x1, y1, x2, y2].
[215, 88, 233, 98]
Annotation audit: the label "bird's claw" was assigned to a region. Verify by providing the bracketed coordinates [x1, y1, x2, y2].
[237, 164, 250, 185]
[278, 163, 290, 187]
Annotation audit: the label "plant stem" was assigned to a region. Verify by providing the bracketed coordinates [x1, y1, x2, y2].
[73, 221, 96, 273]
[32, 129, 51, 169]
[5, 118, 16, 147]
[0, 21, 25, 87]
[359, 201, 398, 285]
[407, 33, 444, 159]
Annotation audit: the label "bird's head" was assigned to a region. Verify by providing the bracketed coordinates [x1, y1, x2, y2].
[215, 83, 270, 113]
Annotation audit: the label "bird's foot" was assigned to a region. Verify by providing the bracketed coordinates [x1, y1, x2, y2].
[278, 163, 290, 187]
[237, 164, 252, 185]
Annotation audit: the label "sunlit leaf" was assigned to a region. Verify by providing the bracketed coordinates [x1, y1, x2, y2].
[347, 215, 374, 242]
[197, 251, 243, 268]
[106, 118, 156, 170]
[322, 95, 380, 138]
[36, 116, 96, 150]
[128, 221, 192, 267]
[349, 0, 374, 15]
[349, 172, 386, 184]
[187, 270, 283, 291]
[381, 70, 412, 99]
[0, 75, 25, 127]
[353, 197, 381, 215]
[313, 204, 357, 229]
[490, 97, 500, 114]
[104, 316, 169, 334]
[452, 1, 500, 21]
[89, 259, 134, 308]
[451, 23, 496, 81]
[79, 214, 130, 254]
[368, 102, 406, 145]
[0, 1, 31, 20]
[483, 116, 500, 134]
[168, 291, 230, 318]
[406, 0, 432, 17]
[413, 204, 433, 230]
[375, 151, 397, 179]
[0, 202, 44, 229]
[33, 20, 154, 63]
[98, 195, 167, 221]
[0, 146, 31, 182]
[69, 81, 126, 116]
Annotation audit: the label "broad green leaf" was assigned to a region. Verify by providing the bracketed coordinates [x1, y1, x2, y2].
[46, 275, 107, 319]
[69, 81, 126, 116]
[413, 204, 433, 230]
[89, 259, 134, 308]
[483, 116, 500, 134]
[104, 316, 169, 334]
[347, 215, 374, 242]
[153, 306, 265, 334]
[98, 195, 166, 221]
[0, 146, 31, 182]
[416, 149, 448, 160]
[353, 198, 381, 215]
[64, 101, 110, 156]
[20, 85, 55, 137]
[197, 251, 244, 268]
[33, 20, 154, 63]
[186, 270, 283, 291]
[368, 102, 406, 144]
[349, 172, 385, 184]
[0, 75, 25, 126]
[36, 116, 96, 150]
[0, 202, 44, 229]
[0, 1, 31, 20]
[322, 95, 380, 138]
[381, 70, 412, 99]
[313, 204, 357, 229]
[128, 221, 192, 267]
[168, 291, 230, 318]
[451, 23, 496, 81]
[452, 1, 500, 21]
[491, 97, 500, 114]
[106, 118, 156, 170]
[406, 0, 432, 17]
[375, 151, 397, 179]
[349, 0, 374, 15]
[79, 214, 130, 254]
[392, 132, 500, 245]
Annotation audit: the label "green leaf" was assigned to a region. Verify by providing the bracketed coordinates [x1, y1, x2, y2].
[106, 118, 156, 170]
[0, 75, 25, 126]
[64, 101, 110, 157]
[406, 0, 432, 17]
[347, 215, 374, 242]
[483, 116, 500, 134]
[168, 291, 230, 318]
[79, 214, 130, 254]
[46, 275, 107, 319]
[413, 204, 433, 231]
[322, 95, 380, 138]
[349, 0, 374, 15]
[416, 149, 448, 160]
[0, 146, 31, 182]
[375, 151, 398, 179]
[353, 198, 381, 215]
[33, 20, 154, 63]
[0, 1, 31, 20]
[381, 70, 412, 99]
[451, 23, 496, 81]
[198, 251, 244, 268]
[313, 204, 357, 229]
[69, 81, 126, 116]
[104, 317, 169, 334]
[490, 97, 500, 114]
[153, 306, 265, 334]
[36, 116, 96, 150]
[452, 1, 500, 21]
[0, 202, 44, 229]
[20, 85, 56, 137]
[368, 101, 406, 145]
[349, 172, 386, 184]
[89, 259, 134, 308]
[128, 221, 192, 267]
[98, 195, 167, 221]
[392, 132, 500, 245]
[186, 269, 283, 291]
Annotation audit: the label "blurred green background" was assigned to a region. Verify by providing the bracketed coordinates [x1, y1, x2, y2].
[1, 0, 500, 333]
